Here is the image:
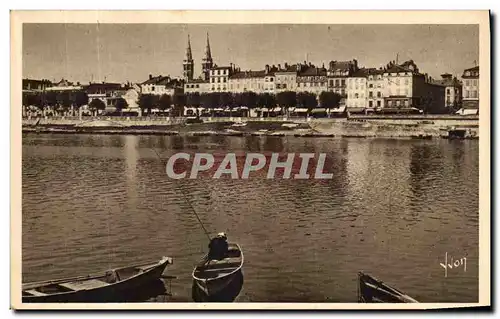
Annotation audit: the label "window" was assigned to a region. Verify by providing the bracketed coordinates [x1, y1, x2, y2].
[473, 80, 478, 86]
[223, 78, 227, 83]
[152, 86, 155, 91]
[377, 91, 381, 98]
[270, 78, 274, 82]
[377, 101, 381, 107]
[388, 100, 392, 107]
[335, 79, 339, 86]
[396, 100, 401, 107]
[283, 84, 287, 89]
[465, 80, 469, 86]
[369, 91, 373, 98]
[369, 84, 373, 88]
[446, 88, 451, 95]
[465, 90, 470, 98]
[341, 79, 346, 86]
[369, 101, 373, 107]
[217, 70, 220, 75]
[196, 84, 199, 88]
[404, 100, 409, 107]
[355, 93, 359, 98]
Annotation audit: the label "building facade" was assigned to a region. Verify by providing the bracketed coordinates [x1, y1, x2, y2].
[461, 66, 479, 109]
[366, 69, 385, 108]
[327, 60, 358, 97]
[296, 63, 328, 95]
[346, 69, 368, 108]
[275, 64, 298, 93]
[437, 73, 462, 109]
[140, 75, 182, 96]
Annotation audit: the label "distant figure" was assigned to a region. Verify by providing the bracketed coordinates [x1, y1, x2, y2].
[208, 232, 229, 261]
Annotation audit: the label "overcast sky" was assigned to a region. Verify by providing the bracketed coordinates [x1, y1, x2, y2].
[23, 24, 479, 84]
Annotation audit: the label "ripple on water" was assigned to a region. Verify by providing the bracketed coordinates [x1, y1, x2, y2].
[21, 134, 479, 302]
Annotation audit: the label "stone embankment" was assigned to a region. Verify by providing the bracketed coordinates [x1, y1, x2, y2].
[22, 116, 479, 139]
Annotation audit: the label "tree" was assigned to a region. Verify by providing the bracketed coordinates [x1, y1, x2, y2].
[138, 94, 155, 116]
[158, 94, 172, 112]
[277, 91, 297, 117]
[297, 92, 317, 115]
[88, 99, 106, 116]
[56, 91, 73, 114]
[241, 92, 258, 109]
[319, 91, 343, 115]
[172, 92, 186, 117]
[43, 91, 58, 110]
[186, 92, 201, 108]
[115, 98, 128, 115]
[73, 91, 89, 109]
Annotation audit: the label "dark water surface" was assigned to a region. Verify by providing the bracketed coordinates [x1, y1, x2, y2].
[22, 134, 479, 302]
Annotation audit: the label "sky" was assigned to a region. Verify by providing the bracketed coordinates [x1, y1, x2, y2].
[22, 24, 479, 84]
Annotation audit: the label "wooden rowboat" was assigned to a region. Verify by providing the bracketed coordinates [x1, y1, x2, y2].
[358, 272, 418, 303]
[22, 256, 173, 303]
[192, 243, 243, 299]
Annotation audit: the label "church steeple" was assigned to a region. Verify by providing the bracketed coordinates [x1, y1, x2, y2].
[183, 34, 194, 81]
[202, 33, 214, 81]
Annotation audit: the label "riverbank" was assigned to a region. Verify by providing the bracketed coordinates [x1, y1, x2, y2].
[22, 116, 479, 139]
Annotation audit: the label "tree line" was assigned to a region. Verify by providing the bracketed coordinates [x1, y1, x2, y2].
[22, 90, 344, 116]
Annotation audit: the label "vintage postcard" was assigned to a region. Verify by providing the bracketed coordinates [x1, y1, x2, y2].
[11, 10, 490, 310]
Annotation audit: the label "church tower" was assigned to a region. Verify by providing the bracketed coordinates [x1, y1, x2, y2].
[201, 33, 214, 81]
[183, 35, 194, 81]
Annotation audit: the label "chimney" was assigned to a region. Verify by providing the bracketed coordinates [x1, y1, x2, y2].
[149, 74, 152, 80]
[284, 62, 289, 69]
[265, 64, 270, 74]
[278, 64, 281, 70]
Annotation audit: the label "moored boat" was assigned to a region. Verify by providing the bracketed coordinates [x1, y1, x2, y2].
[357, 272, 418, 303]
[192, 243, 243, 300]
[22, 256, 173, 303]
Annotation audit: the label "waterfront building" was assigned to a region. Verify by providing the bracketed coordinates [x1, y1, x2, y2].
[209, 65, 233, 92]
[346, 68, 368, 109]
[184, 78, 211, 94]
[45, 78, 83, 92]
[296, 62, 328, 95]
[382, 60, 419, 108]
[366, 69, 385, 109]
[275, 63, 298, 93]
[228, 64, 277, 94]
[85, 82, 128, 107]
[461, 66, 479, 109]
[435, 73, 462, 109]
[22, 78, 52, 92]
[327, 60, 358, 97]
[140, 75, 183, 96]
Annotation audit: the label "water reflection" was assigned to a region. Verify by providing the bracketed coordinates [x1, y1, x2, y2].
[22, 134, 479, 302]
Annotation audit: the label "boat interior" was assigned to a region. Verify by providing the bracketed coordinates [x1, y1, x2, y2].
[22, 263, 156, 297]
[194, 244, 242, 279]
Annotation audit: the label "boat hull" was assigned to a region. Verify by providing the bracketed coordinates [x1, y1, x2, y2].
[22, 258, 171, 303]
[192, 269, 243, 302]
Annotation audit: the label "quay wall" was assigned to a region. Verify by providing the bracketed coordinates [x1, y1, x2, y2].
[21, 116, 479, 139]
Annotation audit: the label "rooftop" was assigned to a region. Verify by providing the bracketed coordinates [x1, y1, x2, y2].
[230, 70, 268, 79]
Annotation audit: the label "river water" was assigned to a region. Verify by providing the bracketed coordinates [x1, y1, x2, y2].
[22, 133, 479, 302]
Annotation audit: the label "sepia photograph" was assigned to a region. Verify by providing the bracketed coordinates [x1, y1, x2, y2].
[11, 10, 491, 310]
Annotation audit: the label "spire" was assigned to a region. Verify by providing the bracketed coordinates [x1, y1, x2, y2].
[205, 32, 212, 60]
[186, 34, 193, 61]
